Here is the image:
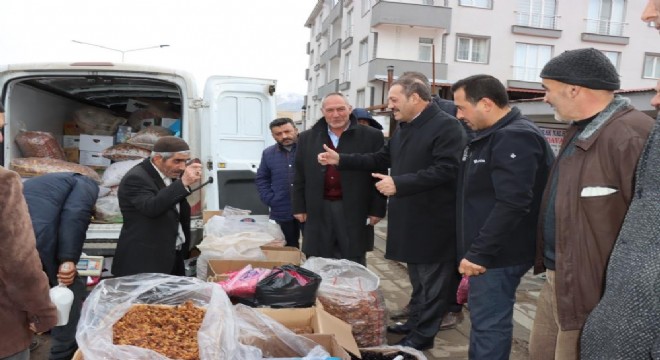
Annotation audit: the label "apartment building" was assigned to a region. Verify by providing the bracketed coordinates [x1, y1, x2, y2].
[303, 0, 660, 129]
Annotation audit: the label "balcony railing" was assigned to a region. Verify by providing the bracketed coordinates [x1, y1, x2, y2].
[584, 18, 626, 37]
[514, 11, 559, 30]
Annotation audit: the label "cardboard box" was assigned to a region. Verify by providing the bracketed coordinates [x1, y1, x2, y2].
[258, 306, 360, 358]
[260, 246, 303, 264]
[79, 134, 114, 152]
[63, 148, 80, 163]
[63, 120, 81, 135]
[203, 210, 223, 224]
[80, 150, 111, 167]
[62, 135, 80, 149]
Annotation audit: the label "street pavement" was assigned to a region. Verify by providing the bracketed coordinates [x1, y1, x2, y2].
[368, 220, 543, 359]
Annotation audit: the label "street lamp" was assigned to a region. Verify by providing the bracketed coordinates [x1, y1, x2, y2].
[71, 40, 170, 62]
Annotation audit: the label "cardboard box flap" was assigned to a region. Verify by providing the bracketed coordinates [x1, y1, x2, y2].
[301, 334, 350, 360]
[316, 308, 360, 357]
[258, 307, 361, 358]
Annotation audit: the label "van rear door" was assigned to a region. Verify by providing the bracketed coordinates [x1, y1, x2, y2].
[202, 76, 277, 213]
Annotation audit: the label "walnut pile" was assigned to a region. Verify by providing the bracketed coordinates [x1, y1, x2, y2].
[113, 301, 206, 360]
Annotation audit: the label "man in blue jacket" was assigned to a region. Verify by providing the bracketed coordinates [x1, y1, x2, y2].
[23, 172, 99, 360]
[256, 117, 301, 248]
[452, 75, 554, 360]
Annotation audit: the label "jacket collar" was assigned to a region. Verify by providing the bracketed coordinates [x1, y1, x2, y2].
[140, 158, 167, 189]
[397, 102, 436, 130]
[470, 106, 521, 142]
[578, 95, 630, 142]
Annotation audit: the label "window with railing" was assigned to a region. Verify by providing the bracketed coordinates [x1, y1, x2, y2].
[456, 36, 489, 63]
[513, 43, 552, 82]
[586, 0, 626, 36]
[359, 38, 369, 64]
[516, 0, 558, 29]
[643, 54, 660, 79]
[342, 52, 352, 82]
[459, 0, 492, 9]
[345, 9, 354, 38]
[356, 89, 366, 108]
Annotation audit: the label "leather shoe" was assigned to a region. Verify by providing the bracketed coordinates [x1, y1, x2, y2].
[396, 336, 435, 351]
[387, 322, 412, 334]
[440, 310, 464, 330]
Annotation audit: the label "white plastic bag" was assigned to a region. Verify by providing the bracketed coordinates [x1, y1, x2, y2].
[101, 159, 142, 187]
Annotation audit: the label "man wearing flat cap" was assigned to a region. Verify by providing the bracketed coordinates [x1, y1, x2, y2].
[528, 48, 654, 359]
[112, 136, 202, 277]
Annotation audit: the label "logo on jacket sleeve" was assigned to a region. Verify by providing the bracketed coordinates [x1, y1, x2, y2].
[510, 153, 517, 159]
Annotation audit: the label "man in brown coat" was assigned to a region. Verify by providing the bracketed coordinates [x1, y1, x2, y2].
[529, 48, 654, 359]
[0, 103, 57, 360]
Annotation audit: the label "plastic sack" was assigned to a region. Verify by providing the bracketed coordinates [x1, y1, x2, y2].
[254, 264, 321, 308]
[126, 126, 173, 150]
[102, 143, 151, 161]
[11, 157, 101, 183]
[234, 304, 331, 359]
[196, 213, 285, 280]
[219, 265, 272, 298]
[15, 130, 66, 159]
[457, 275, 470, 305]
[101, 159, 142, 187]
[94, 196, 122, 223]
[73, 107, 126, 135]
[76, 274, 243, 360]
[302, 257, 387, 347]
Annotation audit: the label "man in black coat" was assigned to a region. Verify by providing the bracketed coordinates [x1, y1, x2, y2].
[23, 172, 99, 360]
[112, 136, 202, 277]
[452, 75, 553, 359]
[292, 92, 387, 266]
[319, 76, 467, 350]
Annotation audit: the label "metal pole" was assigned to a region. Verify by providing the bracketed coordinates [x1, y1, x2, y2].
[432, 43, 436, 96]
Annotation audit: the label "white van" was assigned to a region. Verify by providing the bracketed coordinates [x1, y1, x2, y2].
[0, 62, 276, 254]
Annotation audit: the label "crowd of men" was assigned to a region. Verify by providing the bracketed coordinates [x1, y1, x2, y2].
[1, 1, 659, 359]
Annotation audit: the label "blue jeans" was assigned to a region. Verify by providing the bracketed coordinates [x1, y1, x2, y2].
[468, 262, 531, 360]
[49, 277, 85, 360]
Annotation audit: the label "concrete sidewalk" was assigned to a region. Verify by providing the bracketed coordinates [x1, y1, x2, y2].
[368, 220, 542, 359]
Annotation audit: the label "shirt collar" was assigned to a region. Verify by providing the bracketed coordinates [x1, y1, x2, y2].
[150, 159, 169, 183]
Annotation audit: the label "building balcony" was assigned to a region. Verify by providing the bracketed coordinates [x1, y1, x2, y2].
[371, 1, 452, 30]
[512, 11, 561, 38]
[322, 0, 343, 35]
[367, 58, 448, 83]
[508, 66, 544, 90]
[318, 79, 339, 99]
[321, 39, 342, 64]
[581, 18, 629, 45]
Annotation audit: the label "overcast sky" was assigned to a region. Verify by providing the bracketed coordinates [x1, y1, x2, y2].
[0, 0, 315, 95]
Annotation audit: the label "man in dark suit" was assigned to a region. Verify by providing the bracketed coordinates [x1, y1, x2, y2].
[319, 76, 467, 351]
[112, 136, 202, 277]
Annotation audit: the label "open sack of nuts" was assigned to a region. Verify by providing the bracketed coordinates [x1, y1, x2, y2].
[76, 274, 245, 359]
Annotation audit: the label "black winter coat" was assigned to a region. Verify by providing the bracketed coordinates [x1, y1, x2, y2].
[23, 172, 99, 286]
[456, 107, 554, 268]
[340, 102, 467, 263]
[112, 159, 192, 276]
[292, 116, 387, 258]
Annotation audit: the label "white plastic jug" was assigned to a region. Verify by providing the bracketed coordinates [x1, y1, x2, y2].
[49, 284, 74, 326]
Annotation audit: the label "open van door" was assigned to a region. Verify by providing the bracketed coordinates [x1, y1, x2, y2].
[201, 76, 277, 214]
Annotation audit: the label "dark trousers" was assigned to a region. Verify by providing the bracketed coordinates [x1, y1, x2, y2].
[49, 276, 85, 360]
[171, 249, 185, 276]
[406, 261, 458, 341]
[319, 200, 366, 266]
[468, 262, 531, 360]
[276, 219, 301, 248]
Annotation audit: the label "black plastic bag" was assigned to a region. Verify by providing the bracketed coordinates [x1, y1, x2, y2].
[254, 264, 321, 308]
